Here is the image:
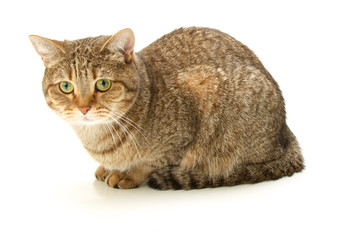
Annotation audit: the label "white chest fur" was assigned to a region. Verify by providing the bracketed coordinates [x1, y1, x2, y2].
[72, 124, 144, 171]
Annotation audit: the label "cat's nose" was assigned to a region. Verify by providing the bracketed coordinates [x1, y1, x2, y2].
[78, 106, 91, 115]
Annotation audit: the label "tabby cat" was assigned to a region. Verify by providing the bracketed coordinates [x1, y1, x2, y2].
[29, 27, 304, 190]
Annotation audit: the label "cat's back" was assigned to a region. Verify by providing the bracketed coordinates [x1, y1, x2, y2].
[139, 27, 264, 76]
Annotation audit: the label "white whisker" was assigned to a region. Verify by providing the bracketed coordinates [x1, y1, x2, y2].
[108, 115, 141, 159]
[114, 111, 146, 132]
[104, 120, 117, 149]
[103, 120, 120, 162]
[107, 120, 124, 147]
[113, 113, 151, 145]
[111, 111, 151, 146]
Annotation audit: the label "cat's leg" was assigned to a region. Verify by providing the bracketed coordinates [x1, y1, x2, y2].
[95, 153, 181, 189]
[95, 165, 154, 189]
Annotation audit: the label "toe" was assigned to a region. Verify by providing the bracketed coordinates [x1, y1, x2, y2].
[95, 166, 110, 181]
[105, 171, 124, 188]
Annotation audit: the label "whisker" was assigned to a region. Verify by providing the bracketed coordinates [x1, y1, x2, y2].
[110, 112, 146, 144]
[108, 115, 141, 159]
[114, 111, 146, 132]
[107, 119, 124, 147]
[103, 120, 121, 163]
[104, 120, 117, 150]
[111, 112, 151, 146]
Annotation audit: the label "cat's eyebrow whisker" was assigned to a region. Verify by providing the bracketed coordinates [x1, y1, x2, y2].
[111, 112, 151, 146]
[108, 115, 141, 159]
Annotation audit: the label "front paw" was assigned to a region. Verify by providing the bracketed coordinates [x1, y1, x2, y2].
[104, 170, 140, 189]
[95, 166, 110, 182]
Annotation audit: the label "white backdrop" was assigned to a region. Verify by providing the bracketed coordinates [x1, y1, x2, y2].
[0, 0, 359, 239]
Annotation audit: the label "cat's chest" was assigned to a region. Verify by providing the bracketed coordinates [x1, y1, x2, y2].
[88, 141, 139, 171]
[73, 125, 144, 170]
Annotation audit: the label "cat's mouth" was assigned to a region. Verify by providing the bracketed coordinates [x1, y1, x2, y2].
[81, 115, 92, 121]
[61, 108, 112, 125]
[67, 114, 105, 125]
[80, 115, 104, 124]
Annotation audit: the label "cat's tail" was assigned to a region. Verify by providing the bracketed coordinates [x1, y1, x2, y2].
[147, 159, 303, 190]
[147, 126, 304, 190]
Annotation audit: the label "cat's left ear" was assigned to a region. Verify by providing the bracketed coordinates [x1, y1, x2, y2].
[29, 35, 66, 67]
[100, 28, 135, 62]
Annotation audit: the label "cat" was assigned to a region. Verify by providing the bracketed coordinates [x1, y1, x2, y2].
[29, 27, 304, 190]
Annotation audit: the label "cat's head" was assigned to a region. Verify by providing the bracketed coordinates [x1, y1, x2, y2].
[29, 29, 139, 125]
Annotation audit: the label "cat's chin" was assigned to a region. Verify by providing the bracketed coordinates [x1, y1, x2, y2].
[65, 116, 106, 126]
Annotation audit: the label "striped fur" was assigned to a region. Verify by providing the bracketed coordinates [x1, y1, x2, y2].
[30, 27, 304, 190]
[148, 125, 304, 190]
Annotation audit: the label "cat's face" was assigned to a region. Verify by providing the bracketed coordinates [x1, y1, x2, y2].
[30, 29, 138, 125]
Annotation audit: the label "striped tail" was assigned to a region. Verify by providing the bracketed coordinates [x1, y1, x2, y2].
[148, 127, 304, 190]
[147, 157, 303, 190]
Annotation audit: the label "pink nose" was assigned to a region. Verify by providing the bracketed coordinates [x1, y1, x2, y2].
[78, 106, 91, 115]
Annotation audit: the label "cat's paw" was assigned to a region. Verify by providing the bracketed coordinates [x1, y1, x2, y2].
[104, 170, 140, 189]
[95, 166, 110, 182]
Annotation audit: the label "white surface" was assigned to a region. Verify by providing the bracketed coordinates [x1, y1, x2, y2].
[0, 0, 359, 239]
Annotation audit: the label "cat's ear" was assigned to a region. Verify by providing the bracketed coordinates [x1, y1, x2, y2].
[100, 28, 135, 62]
[29, 35, 66, 67]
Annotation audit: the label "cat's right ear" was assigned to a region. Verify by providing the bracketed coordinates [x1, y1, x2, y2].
[29, 35, 66, 67]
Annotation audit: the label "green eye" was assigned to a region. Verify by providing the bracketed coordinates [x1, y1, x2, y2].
[96, 79, 111, 92]
[59, 81, 74, 94]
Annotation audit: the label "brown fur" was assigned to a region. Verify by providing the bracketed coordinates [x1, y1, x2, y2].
[30, 27, 304, 190]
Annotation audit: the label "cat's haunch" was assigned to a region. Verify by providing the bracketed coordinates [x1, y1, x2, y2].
[30, 27, 304, 190]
